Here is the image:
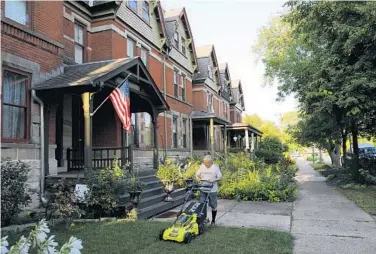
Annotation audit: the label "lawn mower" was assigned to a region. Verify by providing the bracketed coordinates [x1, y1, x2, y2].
[158, 180, 213, 244]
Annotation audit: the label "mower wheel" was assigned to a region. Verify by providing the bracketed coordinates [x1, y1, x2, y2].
[184, 233, 193, 244]
[159, 229, 165, 241]
[199, 223, 205, 235]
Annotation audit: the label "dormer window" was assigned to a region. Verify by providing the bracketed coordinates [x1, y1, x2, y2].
[181, 37, 186, 55]
[142, 1, 150, 23]
[128, 0, 137, 11]
[208, 66, 213, 79]
[173, 32, 179, 49]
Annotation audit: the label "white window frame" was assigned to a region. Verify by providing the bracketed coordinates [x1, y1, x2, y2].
[127, 37, 136, 57]
[142, 1, 150, 23]
[74, 23, 85, 64]
[173, 32, 179, 49]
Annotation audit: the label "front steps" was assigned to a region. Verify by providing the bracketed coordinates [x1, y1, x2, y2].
[46, 168, 186, 220]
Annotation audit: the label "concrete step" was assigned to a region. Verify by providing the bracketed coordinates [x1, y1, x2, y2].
[120, 186, 164, 203]
[137, 188, 186, 209]
[137, 174, 159, 183]
[138, 193, 186, 220]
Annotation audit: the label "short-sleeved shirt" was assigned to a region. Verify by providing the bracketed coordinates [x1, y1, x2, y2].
[195, 164, 222, 192]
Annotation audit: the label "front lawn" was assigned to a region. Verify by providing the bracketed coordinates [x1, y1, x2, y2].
[339, 186, 376, 216]
[5, 221, 293, 254]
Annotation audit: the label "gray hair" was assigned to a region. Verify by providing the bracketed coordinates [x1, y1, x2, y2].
[203, 155, 212, 162]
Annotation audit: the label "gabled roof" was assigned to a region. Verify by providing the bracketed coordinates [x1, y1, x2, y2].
[33, 57, 169, 111]
[163, 7, 198, 68]
[194, 45, 220, 82]
[196, 45, 214, 58]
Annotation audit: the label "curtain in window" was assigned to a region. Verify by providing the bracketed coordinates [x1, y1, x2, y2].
[2, 70, 27, 139]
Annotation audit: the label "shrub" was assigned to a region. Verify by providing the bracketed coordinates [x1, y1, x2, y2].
[256, 137, 284, 164]
[1, 219, 83, 254]
[228, 152, 255, 171]
[218, 161, 297, 202]
[1, 158, 32, 227]
[44, 178, 85, 223]
[85, 160, 128, 217]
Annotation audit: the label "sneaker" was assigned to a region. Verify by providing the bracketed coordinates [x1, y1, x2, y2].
[210, 221, 215, 226]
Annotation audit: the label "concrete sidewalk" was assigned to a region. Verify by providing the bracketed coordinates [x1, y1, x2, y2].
[151, 199, 292, 232]
[292, 159, 376, 254]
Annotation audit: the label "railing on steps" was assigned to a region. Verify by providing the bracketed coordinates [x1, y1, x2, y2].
[67, 146, 133, 171]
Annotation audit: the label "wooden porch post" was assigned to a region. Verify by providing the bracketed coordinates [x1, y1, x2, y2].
[210, 118, 214, 156]
[82, 92, 93, 173]
[224, 124, 227, 164]
[245, 129, 250, 151]
[152, 111, 159, 170]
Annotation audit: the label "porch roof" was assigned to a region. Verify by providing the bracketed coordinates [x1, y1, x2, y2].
[191, 111, 231, 125]
[32, 57, 169, 111]
[224, 123, 263, 136]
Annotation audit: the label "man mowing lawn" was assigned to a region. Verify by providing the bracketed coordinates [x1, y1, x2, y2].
[195, 155, 222, 226]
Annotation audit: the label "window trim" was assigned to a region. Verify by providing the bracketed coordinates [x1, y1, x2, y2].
[173, 69, 179, 98]
[74, 22, 86, 64]
[127, 37, 137, 57]
[1, 66, 31, 143]
[172, 116, 178, 148]
[173, 31, 179, 49]
[181, 37, 186, 55]
[140, 46, 149, 67]
[182, 118, 187, 148]
[142, 1, 150, 23]
[3, 0, 32, 28]
[181, 75, 186, 102]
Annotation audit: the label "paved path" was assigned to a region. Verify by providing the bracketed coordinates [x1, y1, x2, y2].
[292, 159, 376, 254]
[152, 199, 292, 232]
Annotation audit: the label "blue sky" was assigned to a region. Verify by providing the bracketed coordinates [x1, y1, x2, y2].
[161, 0, 297, 124]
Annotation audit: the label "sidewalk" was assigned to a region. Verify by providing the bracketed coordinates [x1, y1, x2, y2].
[292, 159, 376, 254]
[152, 199, 292, 232]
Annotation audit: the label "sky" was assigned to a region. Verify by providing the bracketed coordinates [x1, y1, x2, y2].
[161, 0, 298, 124]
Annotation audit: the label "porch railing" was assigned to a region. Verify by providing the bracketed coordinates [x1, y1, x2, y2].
[67, 146, 133, 171]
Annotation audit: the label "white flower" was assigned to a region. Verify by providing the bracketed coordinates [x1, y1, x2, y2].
[42, 235, 58, 254]
[59, 237, 83, 254]
[70, 238, 82, 251]
[1, 236, 9, 254]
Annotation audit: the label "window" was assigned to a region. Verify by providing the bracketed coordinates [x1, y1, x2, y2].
[172, 116, 178, 148]
[207, 92, 213, 112]
[142, 1, 150, 23]
[2, 69, 29, 142]
[5, 1, 28, 25]
[181, 37, 186, 55]
[143, 113, 153, 146]
[174, 70, 179, 97]
[181, 75, 186, 101]
[173, 32, 179, 49]
[208, 66, 213, 79]
[141, 47, 148, 66]
[182, 119, 187, 148]
[127, 37, 136, 57]
[74, 23, 85, 64]
[128, 0, 137, 11]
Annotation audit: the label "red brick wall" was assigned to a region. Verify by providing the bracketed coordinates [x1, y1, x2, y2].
[33, 1, 64, 43]
[90, 30, 113, 61]
[157, 115, 172, 149]
[193, 89, 207, 112]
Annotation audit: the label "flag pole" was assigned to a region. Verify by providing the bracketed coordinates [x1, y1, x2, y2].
[90, 73, 132, 117]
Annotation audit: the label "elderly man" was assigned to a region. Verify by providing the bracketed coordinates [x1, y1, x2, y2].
[195, 155, 222, 225]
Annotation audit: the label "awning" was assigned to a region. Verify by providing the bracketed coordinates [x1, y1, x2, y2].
[33, 57, 169, 112]
[191, 111, 231, 125]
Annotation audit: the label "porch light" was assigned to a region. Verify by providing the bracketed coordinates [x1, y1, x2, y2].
[233, 136, 237, 142]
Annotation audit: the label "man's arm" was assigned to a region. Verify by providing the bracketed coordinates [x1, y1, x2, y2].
[209, 165, 222, 183]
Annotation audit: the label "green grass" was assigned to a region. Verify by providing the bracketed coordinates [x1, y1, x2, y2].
[4, 221, 293, 254]
[310, 162, 328, 170]
[340, 186, 376, 216]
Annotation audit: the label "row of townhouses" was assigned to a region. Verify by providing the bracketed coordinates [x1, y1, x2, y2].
[1, 0, 262, 214]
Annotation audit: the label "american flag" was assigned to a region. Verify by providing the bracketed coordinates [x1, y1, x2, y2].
[109, 80, 131, 133]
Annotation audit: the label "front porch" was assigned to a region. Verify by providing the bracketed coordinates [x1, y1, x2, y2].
[225, 123, 262, 154]
[191, 111, 231, 156]
[33, 57, 169, 177]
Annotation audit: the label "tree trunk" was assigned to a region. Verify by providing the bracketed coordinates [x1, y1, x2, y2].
[327, 143, 341, 167]
[319, 149, 323, 162]
[351, 121, 359, 158]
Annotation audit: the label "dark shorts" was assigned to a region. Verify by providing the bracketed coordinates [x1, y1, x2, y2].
[199, 192, 218, 211]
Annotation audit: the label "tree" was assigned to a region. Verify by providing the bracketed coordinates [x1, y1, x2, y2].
[242, 114, 263, 129]
[243, 114, 282, 138]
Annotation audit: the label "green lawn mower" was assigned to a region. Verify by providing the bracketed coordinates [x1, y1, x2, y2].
[159, 181, 213, 244]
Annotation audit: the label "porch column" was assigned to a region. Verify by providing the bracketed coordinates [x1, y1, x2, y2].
[245, 129, 249, 151]
[82, 92, 93, 172]
[152, 112, 159, 169]
[210, 118, 214, 156]
[224, 125, 228, 164]
[251, 132, 255, 152]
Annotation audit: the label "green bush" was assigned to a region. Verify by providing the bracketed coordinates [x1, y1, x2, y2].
[156, 158, 181, 182]
[218, 159, 297, 202]
[256, 137, 284, 164]
[1, 158, 32, 226]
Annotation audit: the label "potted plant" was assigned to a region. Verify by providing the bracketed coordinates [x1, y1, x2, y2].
[156, 158, 181, 201]
[127, 174, 145, 207]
